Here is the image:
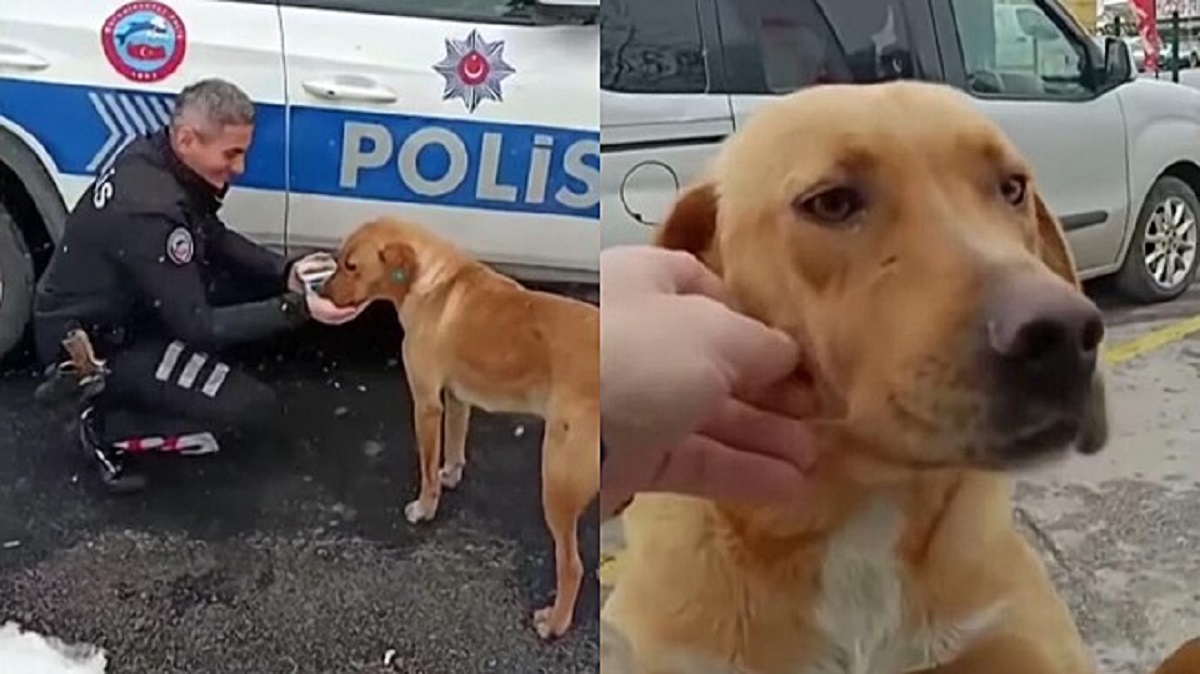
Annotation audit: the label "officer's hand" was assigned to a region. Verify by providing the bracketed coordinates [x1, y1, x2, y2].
[290, 253, 338, 294]
[305, 292, 363, 326]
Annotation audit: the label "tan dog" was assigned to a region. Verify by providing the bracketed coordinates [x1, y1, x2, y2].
[321, 216, 599, 640]
[602, 81, 1192, 673]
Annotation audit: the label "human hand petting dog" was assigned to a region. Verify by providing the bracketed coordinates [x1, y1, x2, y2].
[599, 245, 817, 517]
[290, 253, 363, 325]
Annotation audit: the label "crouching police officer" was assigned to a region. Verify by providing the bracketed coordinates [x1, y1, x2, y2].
[33, 78, 360, 493]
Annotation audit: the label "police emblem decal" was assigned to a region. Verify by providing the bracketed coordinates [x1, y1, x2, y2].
[101, 1, 188, 83]
[167, 227, 194, 265]
[432, 29, 516, 114]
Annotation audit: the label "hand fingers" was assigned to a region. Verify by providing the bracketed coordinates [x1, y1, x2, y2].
[680, 296, 800, 391]
[601, 246, 731, 305]
[697, 398, 816, 471]
[646, 433, 811, 506]
[743, 374, 824, 420]
[655, 249, 731, 303]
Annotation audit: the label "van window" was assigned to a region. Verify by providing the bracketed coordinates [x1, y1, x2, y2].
[601, 0, 709, 93]
[949, 0, 1090, 97]
[279, 0, 541, 25]
[714, 0, 921, 94]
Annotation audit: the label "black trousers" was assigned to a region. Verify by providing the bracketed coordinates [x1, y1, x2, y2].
[35, 268, 283, 449]
[92, 338, 279, 448]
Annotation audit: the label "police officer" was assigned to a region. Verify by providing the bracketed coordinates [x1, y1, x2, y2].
[33, 78, 361, 493]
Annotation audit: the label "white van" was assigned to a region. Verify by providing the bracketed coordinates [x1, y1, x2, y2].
[602, 0, 1200, 306]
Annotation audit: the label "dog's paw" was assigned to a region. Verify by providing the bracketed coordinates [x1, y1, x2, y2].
[439, 463, 465, 489]
[534, 605, 570, 640]
[404, 498, 437, 524]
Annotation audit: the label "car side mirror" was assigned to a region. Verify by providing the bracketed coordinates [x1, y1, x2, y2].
[1103, 36, 1134, 85]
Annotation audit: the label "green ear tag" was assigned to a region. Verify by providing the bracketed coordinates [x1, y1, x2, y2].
[392, 270, 407, 284]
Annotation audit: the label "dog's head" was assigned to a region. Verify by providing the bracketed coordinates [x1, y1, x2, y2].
[658, 81, 1108, 472]
[321, 218, 419, 309]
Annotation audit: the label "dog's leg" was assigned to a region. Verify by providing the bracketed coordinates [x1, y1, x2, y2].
[914, 551, 1094, 674]
[439, 392, 470, 490]
[534, 407, 600, 640]
[921, 632, 1093, 674]
[405, 380, 445, 524]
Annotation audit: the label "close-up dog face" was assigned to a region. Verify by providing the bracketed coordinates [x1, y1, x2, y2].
[321, 219, 418, 309]
[658, 81, 1109, 472]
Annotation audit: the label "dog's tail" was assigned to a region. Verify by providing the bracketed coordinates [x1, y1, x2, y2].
[1152, 637, 1200, 674]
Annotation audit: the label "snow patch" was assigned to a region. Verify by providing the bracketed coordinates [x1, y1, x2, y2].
[0, 622, 107, 673]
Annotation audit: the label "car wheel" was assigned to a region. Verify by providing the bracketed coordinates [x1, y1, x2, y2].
[0, 197, 34, 361]
[1115, 175, 1200, 303]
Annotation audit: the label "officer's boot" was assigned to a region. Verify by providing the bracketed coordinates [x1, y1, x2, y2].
[77, 405, 148, 494]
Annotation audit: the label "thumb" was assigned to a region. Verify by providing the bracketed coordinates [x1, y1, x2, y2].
[696, 302, 801, 391]
[657, 249, 732, 304]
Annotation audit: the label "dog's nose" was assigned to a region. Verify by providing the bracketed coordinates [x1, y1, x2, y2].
[985, 275, 1104, 389]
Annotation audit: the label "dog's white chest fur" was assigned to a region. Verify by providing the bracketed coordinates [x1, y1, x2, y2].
[805, 499, 1001, 674]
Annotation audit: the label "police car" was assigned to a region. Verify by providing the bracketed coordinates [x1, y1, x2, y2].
[0, 0, 600, 361]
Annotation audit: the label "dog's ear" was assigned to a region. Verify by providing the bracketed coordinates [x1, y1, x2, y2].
[1032, 190, 1081, 290]
[654, 181, 723, 272]
[379, 241, 417, 285]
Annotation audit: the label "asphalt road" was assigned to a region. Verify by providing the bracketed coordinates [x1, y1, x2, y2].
[0, 300, 599, 674]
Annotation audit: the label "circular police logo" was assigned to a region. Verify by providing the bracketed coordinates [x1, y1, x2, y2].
[101, 1, 187, 83]
[166, 226, 194, 265]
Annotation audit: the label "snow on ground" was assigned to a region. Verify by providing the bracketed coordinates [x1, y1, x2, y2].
[0, 622, 107, 674]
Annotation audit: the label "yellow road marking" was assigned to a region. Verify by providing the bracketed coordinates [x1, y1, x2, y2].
[599, 552, 623, 589]
[1102, 313, 1200, 365]
[598, 313, 1200, 590]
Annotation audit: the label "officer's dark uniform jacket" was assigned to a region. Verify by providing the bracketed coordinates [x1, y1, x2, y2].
[34, 129, 309, 362]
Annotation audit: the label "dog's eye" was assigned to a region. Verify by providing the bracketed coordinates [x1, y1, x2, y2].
[343, 260, 358, 273]
[1000, 175, 1027, 206]
[797, 187, 864, 225]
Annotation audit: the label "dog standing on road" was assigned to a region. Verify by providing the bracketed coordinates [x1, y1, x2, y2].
[320, 216, 599, 640]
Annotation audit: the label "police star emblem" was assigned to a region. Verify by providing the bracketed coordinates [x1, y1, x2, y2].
[433, 29, 516, 114]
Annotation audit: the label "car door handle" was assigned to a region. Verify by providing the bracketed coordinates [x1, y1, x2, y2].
[302, 77, 397, 104]
[0, 44, 49, 71]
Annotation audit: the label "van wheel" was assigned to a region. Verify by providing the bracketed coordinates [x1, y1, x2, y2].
[0, 198, 34, 361]
[1115, 176, 1200, 303]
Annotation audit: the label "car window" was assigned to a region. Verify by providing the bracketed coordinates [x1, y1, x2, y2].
[600, 0, 709, 93]
[949, 0, 1090, 97]
[278, 0, 540, 25]
[713, 0, 922, 94]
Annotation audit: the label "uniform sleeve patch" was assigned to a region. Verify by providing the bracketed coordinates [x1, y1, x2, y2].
[166, 226, 194, 265]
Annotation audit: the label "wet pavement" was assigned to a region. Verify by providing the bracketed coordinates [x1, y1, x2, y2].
[601, 282, 1200, 674]
[0, 299, 600, 674]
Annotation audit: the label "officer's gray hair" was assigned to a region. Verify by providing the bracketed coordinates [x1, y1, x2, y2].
[171, 78, 255, 133]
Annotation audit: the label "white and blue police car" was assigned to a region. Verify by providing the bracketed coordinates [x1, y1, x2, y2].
[0, 0, 599, 360]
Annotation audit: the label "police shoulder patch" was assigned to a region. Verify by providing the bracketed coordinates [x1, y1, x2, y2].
[166, 226, 194, 265]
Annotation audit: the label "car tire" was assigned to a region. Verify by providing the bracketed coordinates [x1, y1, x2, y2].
[0, 197, 35, 361]
[1115, 175, 1200, 304]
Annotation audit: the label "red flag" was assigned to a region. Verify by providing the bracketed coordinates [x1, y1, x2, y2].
[1131, 0, 1161, 72]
